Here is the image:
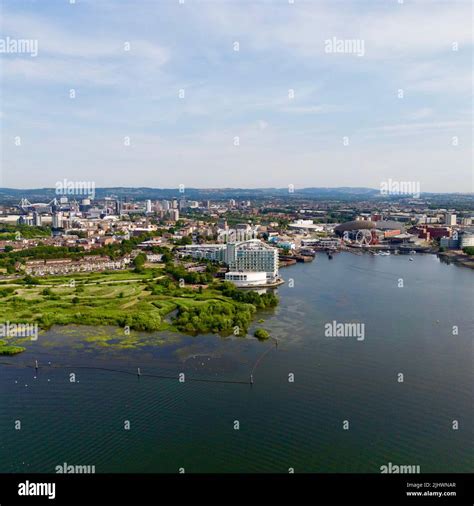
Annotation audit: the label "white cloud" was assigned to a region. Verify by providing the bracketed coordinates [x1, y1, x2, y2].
[1, 12, 168, 60]
[408, 108, 434, 121]
[0, 11, 169, 87]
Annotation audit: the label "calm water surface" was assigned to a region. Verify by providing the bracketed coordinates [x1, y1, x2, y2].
[0, 253, 472, 473]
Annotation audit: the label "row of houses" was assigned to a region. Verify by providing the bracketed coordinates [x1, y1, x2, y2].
[21, 256, 130, 276]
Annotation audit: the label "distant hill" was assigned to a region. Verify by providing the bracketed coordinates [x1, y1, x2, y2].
[0, 186, 383, 203]
[0, 187, 472, 205]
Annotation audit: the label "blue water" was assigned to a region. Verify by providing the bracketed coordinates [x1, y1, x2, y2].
[0, 253, 472, 473]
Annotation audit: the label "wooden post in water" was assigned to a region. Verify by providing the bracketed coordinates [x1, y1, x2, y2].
[250, 374, 254, 385]
[35, 360, 38, 371]
[137, 367, 141, 377]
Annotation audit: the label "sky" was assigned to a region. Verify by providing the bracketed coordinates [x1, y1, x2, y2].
[0, 0, 472, 192]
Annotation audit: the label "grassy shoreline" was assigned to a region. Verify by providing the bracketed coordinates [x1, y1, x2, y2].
[0, 268, 278, 354]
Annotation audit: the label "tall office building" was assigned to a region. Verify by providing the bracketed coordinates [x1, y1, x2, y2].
[168, 209, 179, 222]
[145, 199, 152, 214]
[445, 213, 457, 226]
[52, 212, 63, 229]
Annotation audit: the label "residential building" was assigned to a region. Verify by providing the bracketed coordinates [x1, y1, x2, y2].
[225, 239, 278, 281]
[445, 213, 457, 226]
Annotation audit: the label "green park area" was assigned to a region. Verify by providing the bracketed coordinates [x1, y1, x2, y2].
[0, 267, 277, 354]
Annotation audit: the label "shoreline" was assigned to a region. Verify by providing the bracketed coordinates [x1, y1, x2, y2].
[339, 247, 474, 270]
[437, 251, 474, 269]
[0, 268, 279, 355]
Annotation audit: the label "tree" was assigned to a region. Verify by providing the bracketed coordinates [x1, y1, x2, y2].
[133, 253, 147, 273]
[23, 275, 39, 285]
[177, 236, 192, 246]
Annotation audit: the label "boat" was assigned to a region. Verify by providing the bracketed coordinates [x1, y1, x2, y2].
[409, 257, 414, 261]
[409, 250, 416, 255]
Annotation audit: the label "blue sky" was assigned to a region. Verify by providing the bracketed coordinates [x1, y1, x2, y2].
[0, 0, 472, 191]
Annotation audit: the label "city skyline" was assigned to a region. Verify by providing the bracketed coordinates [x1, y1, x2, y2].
[1, 0, 472, 192]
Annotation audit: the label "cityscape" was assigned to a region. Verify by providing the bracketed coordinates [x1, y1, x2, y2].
[1, 189, 473, 288]
[1, 0, 473, 504]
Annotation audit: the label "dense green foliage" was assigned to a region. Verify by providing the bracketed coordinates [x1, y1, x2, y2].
[175, 236, 192, 245]
[463, 247, 474, 256]
[217, 281, 278, 308]
[172, 283, 277, 334]
[165, 264, 214, 285]
[0, 267, 279, 351]
[23, 275, 40, 285]
[0, 224, 51, 239]
[173, 300, 255, 334]
[254, 328, 270, 340]
[0, 287, 15, 297]
[133, 253, 147, 273]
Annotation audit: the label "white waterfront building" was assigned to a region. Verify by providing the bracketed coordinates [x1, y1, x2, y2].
[225, 271, 268, 287]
